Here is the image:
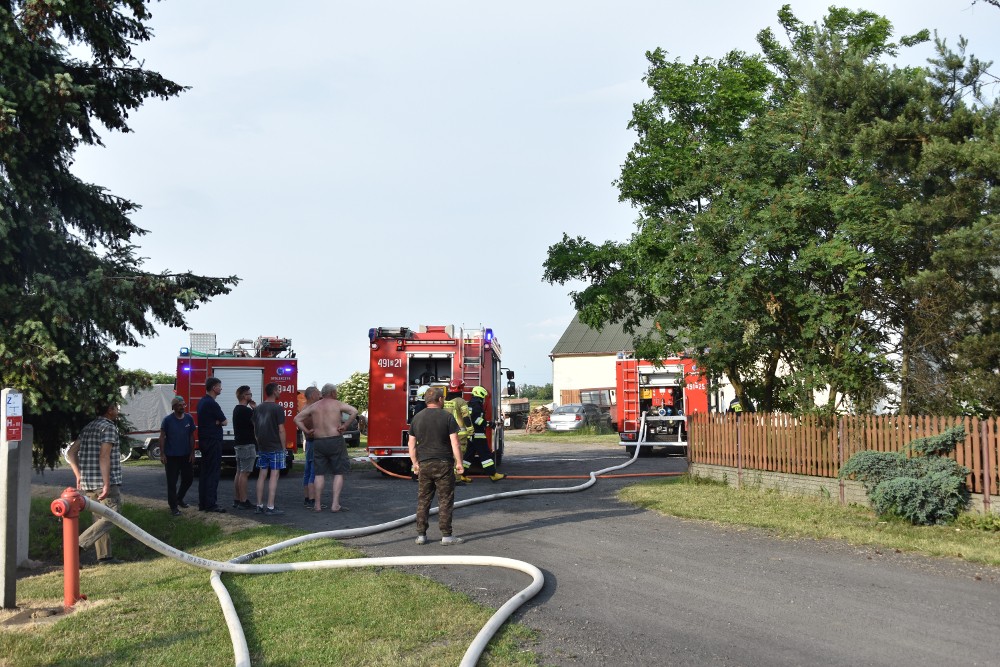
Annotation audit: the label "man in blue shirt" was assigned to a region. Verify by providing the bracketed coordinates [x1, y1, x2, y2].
[159, 396, 196, 516]
[196, 377, 228, 513]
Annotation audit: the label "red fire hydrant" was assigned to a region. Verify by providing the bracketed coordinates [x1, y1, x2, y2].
[50, 488, 89, 609]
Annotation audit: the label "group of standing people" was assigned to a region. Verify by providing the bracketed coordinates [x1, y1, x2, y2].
[158, 376, 302, 516]
[67, 375, 499, 562]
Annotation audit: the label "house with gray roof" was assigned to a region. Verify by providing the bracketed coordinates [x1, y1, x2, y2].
[550, 315, 734, 413]
[548, 315, 641, 409]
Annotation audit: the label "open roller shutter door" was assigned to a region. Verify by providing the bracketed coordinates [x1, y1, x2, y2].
[211, 367, 264, 439]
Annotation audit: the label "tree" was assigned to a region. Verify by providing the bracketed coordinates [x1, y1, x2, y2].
[544, 5, 999, 415]
[517, 383, 553, 400]
[1, 1, 238, 465]
[337, 372, 369, 413]
[133, 369, 177, 386]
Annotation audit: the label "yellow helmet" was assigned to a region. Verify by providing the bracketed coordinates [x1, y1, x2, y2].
[471, 385, 488, 399]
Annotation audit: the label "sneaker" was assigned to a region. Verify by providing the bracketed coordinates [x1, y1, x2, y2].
[440, 536, 464, 545]
[303, 498, 313, 508]
[415, 534, 427, 545]
[170, 508, 181, 516]
[237, 500, 254, 510]
[255, 505, 265, 514]
[232, 500, 240, 509]
[177, 500, 190, 508]
[263, 507, 285, 515]
[490, 473, 507, 482]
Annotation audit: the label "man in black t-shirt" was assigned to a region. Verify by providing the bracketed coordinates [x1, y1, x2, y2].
[408, 386, 466, 545]
[231, 385, 257, 510]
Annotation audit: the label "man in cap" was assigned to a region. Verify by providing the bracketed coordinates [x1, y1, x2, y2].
[159, 395, 196, 516]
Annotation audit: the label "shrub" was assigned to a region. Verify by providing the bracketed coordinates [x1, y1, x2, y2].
[838, 426, 970, 525]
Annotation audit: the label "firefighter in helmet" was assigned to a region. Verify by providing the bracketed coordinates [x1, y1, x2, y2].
[465, 385, 505, 482]
[410, 384, 431, 421]
[444, 378, 475, 484]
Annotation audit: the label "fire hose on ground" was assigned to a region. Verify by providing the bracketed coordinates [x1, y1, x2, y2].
[52, 446, 679, 666]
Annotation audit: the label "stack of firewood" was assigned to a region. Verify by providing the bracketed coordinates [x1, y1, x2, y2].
[525, 406, 551, 433]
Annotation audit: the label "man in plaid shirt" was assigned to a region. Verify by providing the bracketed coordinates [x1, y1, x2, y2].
[67, 401, 124, 564]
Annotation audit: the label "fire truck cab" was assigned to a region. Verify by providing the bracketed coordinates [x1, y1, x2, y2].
[175, 333, 298, 473]
[615, 354, 708, 456]
[367, 325, 510, 475]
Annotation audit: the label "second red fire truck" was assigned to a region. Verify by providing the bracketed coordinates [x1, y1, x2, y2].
[366, 325, 512, 475]
[615, 353, 708, 456]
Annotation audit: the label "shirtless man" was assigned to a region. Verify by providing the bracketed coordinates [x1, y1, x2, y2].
[293, 383, 358, 512]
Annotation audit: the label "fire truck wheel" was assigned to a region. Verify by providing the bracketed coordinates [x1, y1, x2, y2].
[625, 445, 637, 457]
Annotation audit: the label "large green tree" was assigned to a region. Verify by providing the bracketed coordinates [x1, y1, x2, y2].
[0, 1, 238, 465]
[544, 5, 999, 416]
[337, 372, 369, 413]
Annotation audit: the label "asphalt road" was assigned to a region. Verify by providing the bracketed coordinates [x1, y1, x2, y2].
[32, 438, 1000, 666]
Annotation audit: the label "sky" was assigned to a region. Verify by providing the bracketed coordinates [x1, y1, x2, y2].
[70, 0, 1000, 389]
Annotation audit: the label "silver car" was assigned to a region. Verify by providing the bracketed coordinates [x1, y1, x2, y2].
[546, 403, 611, 432]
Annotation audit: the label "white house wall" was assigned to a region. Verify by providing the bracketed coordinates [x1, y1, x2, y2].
[552, 355, 617, 406]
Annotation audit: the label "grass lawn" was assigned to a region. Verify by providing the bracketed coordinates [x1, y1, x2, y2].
[619, 475, 1000, 567]
[504, 430, 620, 445]
[2, 498, 537, 667]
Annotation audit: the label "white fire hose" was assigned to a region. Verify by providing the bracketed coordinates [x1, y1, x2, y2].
[80, 446, 643, 666]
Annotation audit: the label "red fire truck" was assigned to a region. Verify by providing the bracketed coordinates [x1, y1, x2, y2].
[615, 354, 708, 456]
[366, 325, 512, 475]
[175, 333, 298, 473]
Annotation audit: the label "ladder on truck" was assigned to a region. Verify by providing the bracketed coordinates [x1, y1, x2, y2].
[460, 329, 483, 389]
[620, 358, 641, 433]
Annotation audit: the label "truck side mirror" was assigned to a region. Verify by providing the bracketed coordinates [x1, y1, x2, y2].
[507, 381, 516, 396]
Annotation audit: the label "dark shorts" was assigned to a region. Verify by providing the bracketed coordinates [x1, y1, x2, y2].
[234, 444, 256, 473]
[313, 436, 350, 476]
[257, 450, 286, 471]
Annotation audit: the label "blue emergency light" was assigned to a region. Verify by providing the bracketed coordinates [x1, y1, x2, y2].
[484, 328, 493, 343]
[179, 347, 190, 355]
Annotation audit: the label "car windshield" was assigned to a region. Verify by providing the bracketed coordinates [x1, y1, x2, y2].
[552, 406, 582, 415]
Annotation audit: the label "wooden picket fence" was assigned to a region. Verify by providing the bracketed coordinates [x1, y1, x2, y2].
[688, 413, 998, 501]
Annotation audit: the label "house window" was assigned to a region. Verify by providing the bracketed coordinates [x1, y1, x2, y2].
[580, 389, 613, 409]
